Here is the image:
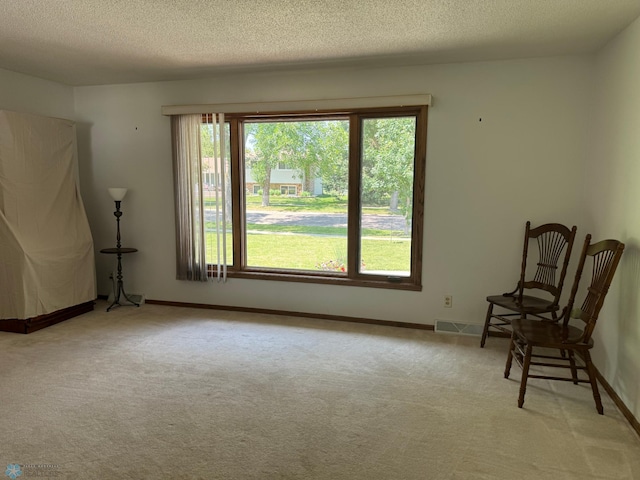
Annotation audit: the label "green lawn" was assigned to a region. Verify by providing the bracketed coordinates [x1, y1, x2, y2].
[205, 194, 398, 215]
[245, 223, 407, 238]
[205, 231, 410, 272]
[203, 195, 410, 272]
[245, 194, 347, 213]
[206, 222, 408, 238]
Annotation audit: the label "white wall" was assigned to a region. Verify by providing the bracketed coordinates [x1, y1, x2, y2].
[74, 56, 591, 326]
[0, 67, 74, 119]
[590, 15, 640, 420]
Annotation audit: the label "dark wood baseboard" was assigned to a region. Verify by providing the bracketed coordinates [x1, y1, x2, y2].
[490, 329, 639, 437]
[494, 331, 639, 438]
[145, 299, 435, 332]
[595, 369, 640, 439]
[0, 301, 95, 334]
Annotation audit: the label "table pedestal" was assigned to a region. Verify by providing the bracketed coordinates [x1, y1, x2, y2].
[100, 247, 139, 312]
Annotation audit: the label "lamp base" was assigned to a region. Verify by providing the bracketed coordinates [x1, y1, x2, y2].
[107, 292, 145, 306]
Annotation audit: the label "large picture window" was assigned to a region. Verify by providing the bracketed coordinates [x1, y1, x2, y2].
[197, 105, 427, 290]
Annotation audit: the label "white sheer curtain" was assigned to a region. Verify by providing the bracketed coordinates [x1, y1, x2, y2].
[206, 113, 227, 281]
[171, 113, 227, 282]
[171, 114, 207, 281]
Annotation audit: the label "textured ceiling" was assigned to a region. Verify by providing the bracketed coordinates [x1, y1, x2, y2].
[0, 0, 639, 86]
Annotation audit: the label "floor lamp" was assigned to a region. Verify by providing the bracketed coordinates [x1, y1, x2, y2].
[100, 188, 140, 311]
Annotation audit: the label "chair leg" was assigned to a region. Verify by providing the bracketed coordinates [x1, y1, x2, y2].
[504, 335, 515, 379]
[584, 350, 603, 415]
[567, 350, 579, 385]
[480, 303, 494, 348]
[518, 344, 533, 408]
[553, 311, 567, 358]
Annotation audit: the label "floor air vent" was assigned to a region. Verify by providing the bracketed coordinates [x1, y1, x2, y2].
[434, 320, 483, 336]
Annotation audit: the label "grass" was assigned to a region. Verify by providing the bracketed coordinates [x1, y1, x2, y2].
[244, 223, 407, 238]
[203, 194, 410, 272]
[245, 195, 347, 213]
[205, 231, 410, 272]
[205, 194, 398, 216]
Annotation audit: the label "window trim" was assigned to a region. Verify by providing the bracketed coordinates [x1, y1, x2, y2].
[202, 105, 427, 291]
[163, 94, 432, 115]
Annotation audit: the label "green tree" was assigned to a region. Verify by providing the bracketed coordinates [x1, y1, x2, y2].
[277, 120, 349, 196]
[316, 121, 349, 196]
[246, 120, 348, 206]
[245, 122, 284, 206]
[201, 123, 232, 221]
[201, 125, 214, 157]
[361, 117, 416, 229]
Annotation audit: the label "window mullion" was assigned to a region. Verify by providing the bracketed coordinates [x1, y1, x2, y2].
[230, 118, 244, 270]
[347, 114, 361, 278]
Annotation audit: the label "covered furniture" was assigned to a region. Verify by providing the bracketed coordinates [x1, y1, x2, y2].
[480, 222, 577, 347]
[504, 235, 624, 413]
[0, 110, 96, 333]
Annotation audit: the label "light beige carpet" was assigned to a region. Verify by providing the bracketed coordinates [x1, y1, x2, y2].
[1, 301, 638, 479]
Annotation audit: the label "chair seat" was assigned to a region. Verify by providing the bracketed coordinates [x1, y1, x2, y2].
[511, 318, 593, 349]
[486, 294, 559, 314]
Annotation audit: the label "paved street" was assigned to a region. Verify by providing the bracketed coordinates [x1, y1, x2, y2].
[204, 209, 407, 230]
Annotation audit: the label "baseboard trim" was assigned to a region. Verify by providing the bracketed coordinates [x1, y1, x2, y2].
[595, 369, 640, 439]
[489, 331, 639, 438]
[0, 301, 95, 334]
[145, 299, 434, 332]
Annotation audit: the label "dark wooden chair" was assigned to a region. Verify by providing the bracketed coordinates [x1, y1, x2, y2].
[480, 222, 577, 347]
[504, 235, 624, 414]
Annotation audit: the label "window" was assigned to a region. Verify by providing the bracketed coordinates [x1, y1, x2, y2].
[199, 105, 427, 290]
[280, 185, 297, 196]
[203, 172, 221, 188]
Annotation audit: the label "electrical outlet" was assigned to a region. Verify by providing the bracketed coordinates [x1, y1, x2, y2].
[444, 295, 453, 308]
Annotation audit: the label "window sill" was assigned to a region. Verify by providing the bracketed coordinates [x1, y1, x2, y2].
[209, 269, 422, 291]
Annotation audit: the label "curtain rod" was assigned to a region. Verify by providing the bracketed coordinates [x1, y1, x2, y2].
[161, 94, 431, 116]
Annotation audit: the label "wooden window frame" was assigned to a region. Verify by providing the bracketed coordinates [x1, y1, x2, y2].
[203, 105, 427, 291]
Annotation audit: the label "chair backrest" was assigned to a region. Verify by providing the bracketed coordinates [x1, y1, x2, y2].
[562, 235, 625, 343]
[518, 222, 577, 305]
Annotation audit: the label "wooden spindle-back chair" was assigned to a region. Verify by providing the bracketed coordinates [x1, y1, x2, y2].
[504, 235, 625, 413]
[480, 222, 577, 347]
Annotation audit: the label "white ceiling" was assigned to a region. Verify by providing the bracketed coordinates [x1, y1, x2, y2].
[1, 0, 639, 86]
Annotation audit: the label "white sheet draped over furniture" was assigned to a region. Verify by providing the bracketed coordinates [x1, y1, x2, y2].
[0, 110, 96, 321]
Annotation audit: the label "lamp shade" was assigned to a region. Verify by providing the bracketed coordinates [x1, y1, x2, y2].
[108, 188, 128, 201]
